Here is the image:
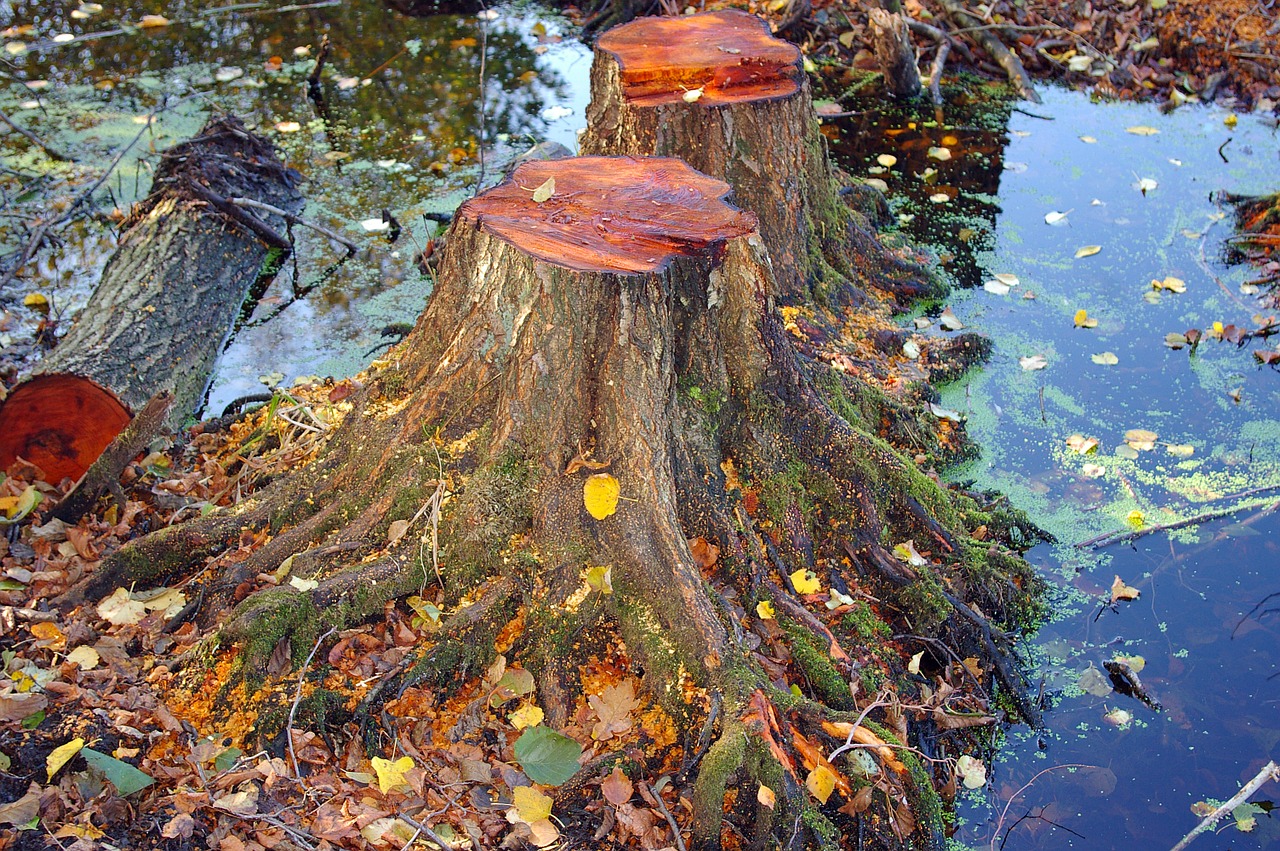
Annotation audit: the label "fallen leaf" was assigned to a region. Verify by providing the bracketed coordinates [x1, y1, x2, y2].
[1091, 352, 1119, 365]
[789, 568, 821, 595]
[371, 756, 414, 793]
[1126, 125, 1160, 135]
[583, 473, 620, 520]
[1044, 210, 1070, 225]
[97, 587, 146, 626]
[589, 680, 639, 741]
[1078, 664, 1113, 697]
[0, 784, 40, 827]
[513, 785, 553, 823]
[806, 764, 837, 804]
[138, 14, 170, 27]
[531, 176, 556, 203]
[1135, 177, 1158, 194]
[983, 279, 1010, 295]
[387, 519, 410, 544]
[1124, 429, 1157, 451]
[892, 540, 928, 566]
[907, 651, 924, 675]
[584, 564, 613, 594]
[513, 725, 583, 786]
[1066, 434, 1099, 454]
[0, 693, 46, 723]
[1152, 276, 1186, 293]
[1079, 135, 1097, 143]
[600, 766, 633, 806]
[66, 645, 99, 670]
[1074, 245, 1101, 258]
[275, 120, 302, 133]
[47, 737, 84, 780]
[288, 576, 318, 592]
[927, 146, 951, 161]
[756, 599, 775, 619]
[1103, 707, 1132, 726]
[876, 154, 897, 167]
[956, 754, 986, 789]
[1073, 308, 1098, 328]
[1126, 509, 1145, 528]
[688, 536, 720, 568]
[212, 787, 259, 816]
[682, 87, 704, 103]
[509, 704, 544, 730]
[1019, 354, 1048, 371]
[757, 784, 776, 809]
[1110, 575, 1141, 602]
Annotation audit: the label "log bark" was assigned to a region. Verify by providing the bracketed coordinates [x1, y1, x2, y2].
[0, 115, 302, 483]
[869, 8, 923, 100]
[580, 9, 945, 308]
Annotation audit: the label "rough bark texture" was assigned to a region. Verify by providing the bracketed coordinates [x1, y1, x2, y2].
[60, 20, 1041, 851]
[869, 8, 924, 99]
[0, 115, 302, 482]
[580, 9, 945, 308]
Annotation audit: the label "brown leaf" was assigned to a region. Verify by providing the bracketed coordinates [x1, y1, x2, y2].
[266, 636, 291, 679]
[0, 692, 47, 724]
[688, 536, 720, 569]
[601, 766, 633, 806]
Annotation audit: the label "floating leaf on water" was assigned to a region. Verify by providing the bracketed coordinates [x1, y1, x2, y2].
[1125, 510, 1145, 528]
[531, 176, 556, 203]
[1075, 245, 1102, 258]
[583, 473, 620, 520]
[1092, 352, 1119, 365]
[1134, 177, 1158, 194]
[274, 120, 302, 133]
[983, 280, 1010, 295]
[929, 403, 963, 422]
[939, 307, 964, 330]
[1152, 276, 1186, 293]
[1066, 434, 1099, 455]
[1113, 654, 1145, 673]
[1073, 309, 1098, 328]
[1115, 444, 1139, 460]
[1044, 210, 1070, 225]
[1082, 463, 1106, 477]
[1164, 332, 1188, 349]
[1078, 664, 1113, 697]
[360, 218, 389, 233]
[1102, 707, 1133, 726]
[1019, 354, 1048, 371]
[1165, 443, 1194, 458]
[928, 192, 950, 204]
[913, 316, 932, 329]
[993, 273, 1019, 287]
[213, 67, 243, 83]
[138, 14, 170, 27]
[1126, 125, 1160, 135]
[876, 154, 897, 167]
[927, 146, 951, 161]
[1124, 429, 1157, 450]
[956, 755, 986, 789]
[1110, 574, 1141, 601]
[1223, 113, 1238, 128]
[1079, 135, 1097, 143]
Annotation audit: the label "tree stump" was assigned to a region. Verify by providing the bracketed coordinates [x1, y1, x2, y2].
[0, 116, 302, 483]
[869, 8, 924, 100]
[580, 9, 943, 307]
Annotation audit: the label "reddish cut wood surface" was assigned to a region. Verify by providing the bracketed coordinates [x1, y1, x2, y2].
[597, 10, 802, 107]
[0, 374, 131, 483]
[461, 156, 757, 273]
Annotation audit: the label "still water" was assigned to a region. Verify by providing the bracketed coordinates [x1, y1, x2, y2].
[3, 3, 1279, 847]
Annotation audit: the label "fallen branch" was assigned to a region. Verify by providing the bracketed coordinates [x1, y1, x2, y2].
[937, 0, 1040, 103]
[229, 196, 357, 256]
[0, 105, 74, 162]
[1076, 495, 1280, 550]
[1169, 761, 1280, 851]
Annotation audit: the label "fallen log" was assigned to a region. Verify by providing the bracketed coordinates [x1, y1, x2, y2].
[580, 9, 945, 306]
[0, 115, 303, 484]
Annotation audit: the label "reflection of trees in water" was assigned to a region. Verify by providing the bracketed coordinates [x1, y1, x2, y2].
[5, 0, 568, 164]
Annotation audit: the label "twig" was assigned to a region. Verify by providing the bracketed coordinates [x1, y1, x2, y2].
[288, 627, 337, 782]
[1076, 496, 1280, 549]
[229, 196, 357, 255]
[938, 0, 1041, 103]
[640, 781, 688, 851]
[397, 813, 457, 851]
[991, 764, 1096, 851]
[0, 106, 74, 161]
[1169, 761, 1279, 851]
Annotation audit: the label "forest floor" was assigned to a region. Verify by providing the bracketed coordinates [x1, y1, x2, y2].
[0, 2, 1275, 850]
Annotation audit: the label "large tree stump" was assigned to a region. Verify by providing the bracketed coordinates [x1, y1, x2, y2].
[0, 116, 302, 483]
[580, 9, 943, 308]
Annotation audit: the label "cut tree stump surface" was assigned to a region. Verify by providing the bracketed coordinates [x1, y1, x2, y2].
[463, 156, 757, 273]
[595, 9, 803, 106]
[0, 375, 130, 484]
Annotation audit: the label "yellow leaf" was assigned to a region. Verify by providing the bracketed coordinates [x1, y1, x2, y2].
[583, 473, 620, 520]
[22, 292, 48, 309]
[805, 764, 836, 804]
[47, 737, 85, 780]
[509, 704, 544, 730]
[1073, 309, 1098, 328]
[531, 177, 555, 203]
[30, 621, 64, 649]
[1126, 125, 1159, 136]
[585, 564, 613, 594]
[138, 14, 170, 27]
[757, 784, 776, 809]
[513, 784, 553, 823]
[66, 645, 99, 669]
[1110, 574, 1140, 602]
[1074, 245, 1101, 258]
[789, 569, 820, 595]
[756, 600, 775, 619]
[1126, 509, 1145, 528]
[907, 651, 924, 675]
[371, 756, 414, 793]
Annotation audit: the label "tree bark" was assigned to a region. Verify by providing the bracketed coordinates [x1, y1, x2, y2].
[0, 115, 302, 483]
[580, 9, 944, 309]
[869, 8, 924, 99]
[59, 18, 1041, 851]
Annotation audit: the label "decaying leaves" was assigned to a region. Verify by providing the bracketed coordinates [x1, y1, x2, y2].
[1110, 575, 1141, 603]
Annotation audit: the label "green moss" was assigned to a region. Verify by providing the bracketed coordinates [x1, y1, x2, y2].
[294, 685, 350, 734]
[900, 566, 951, 632]
[691, 730, 748, 842]
[842, 601, 892, 641]
[782, 619, 854, 710]
[859, 665, 887, 695]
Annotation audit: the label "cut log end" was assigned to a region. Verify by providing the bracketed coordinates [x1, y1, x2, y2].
[0, 374, 131, 483]
[459, 155, 758, 273]
[596, 10, 802, 107]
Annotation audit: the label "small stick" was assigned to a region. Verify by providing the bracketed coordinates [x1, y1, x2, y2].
[397, 813, 458, 851]
[1076, 497, 1280, 550]
[228, 196, 357, 255]
[640, 781, 688, 851]
[0, 106, 74, 161]
[1169, 761, 1279, 851]
[288, 627, 336, 782]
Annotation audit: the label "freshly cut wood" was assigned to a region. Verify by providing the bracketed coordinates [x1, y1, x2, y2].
[0, 115, 302, 483]
[581, 9, 943, 306]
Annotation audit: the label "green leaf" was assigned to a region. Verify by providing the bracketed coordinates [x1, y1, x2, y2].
[21, 710, 44, 730]
[213, 748, 242, 773]
[80, 748, 154, 796]
[513, 725, 583, 786]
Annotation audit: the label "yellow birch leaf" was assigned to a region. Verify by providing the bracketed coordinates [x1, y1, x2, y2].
[66, 645, 99, 670]
[583, 473, 620, 520]
[806, 765, 836, 804]
[531, 177, 555, 203]
[509, 704, 544, 730]
[789, 569, 820, 595]
[371, 756, 414, 793]
[758, 784, 777, 809]
[513, 784, 553, 823]
[47, 737, 85, 780]
[756, 600, 775, 619]
[1073, 309, 1098, 327]
[1075, 245, 1102, 258]
[1126, 509, 1146, 527]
